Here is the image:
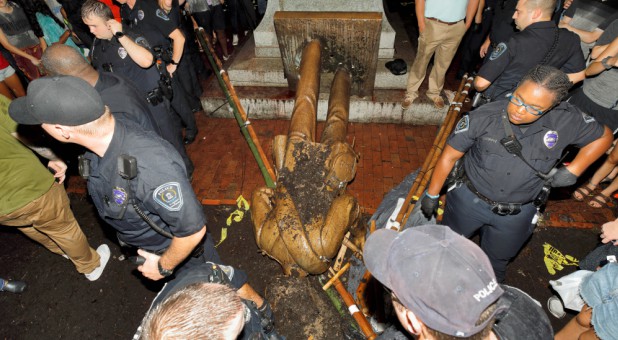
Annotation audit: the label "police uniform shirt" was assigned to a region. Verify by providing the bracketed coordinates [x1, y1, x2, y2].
[449, 100, 604, 203]
[478, 21, 585, 100]
[488, 0, 518, 45]
[91, 31, 161, 96]
[95, 72, 161, 135]
[121, 0, 179, 50]
[85, 120, 205, 251]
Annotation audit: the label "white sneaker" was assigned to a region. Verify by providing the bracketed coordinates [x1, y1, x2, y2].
[547, 295, 566, 318]
[232, 34, 239, 46]
[85, 244, 110, 281]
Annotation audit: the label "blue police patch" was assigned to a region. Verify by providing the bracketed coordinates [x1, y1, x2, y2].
[113, 187, 127, 205]
[153, 182, 183, 211]
[489, 42, 507, 61]
[582, 112, 595, 124]
[156, 9, 169, 20]
[454, 115, 469, 134]
[544, 130, 558, 149]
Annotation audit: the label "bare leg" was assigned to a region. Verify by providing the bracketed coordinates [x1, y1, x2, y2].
[555, 305, 593, 340]
[0, 81, 14, 99]
[216, 29, 229, 57]
[4, 73, 25, 98]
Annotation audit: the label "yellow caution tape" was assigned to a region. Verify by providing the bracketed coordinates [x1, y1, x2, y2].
[217, 195, 250, 247]
[543, 242, 578, 275]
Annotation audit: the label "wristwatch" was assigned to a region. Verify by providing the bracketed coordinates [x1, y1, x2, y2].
[114, 31, 125, 39]
[157, 260, 173, 277]
[170, 60, 178, 65]
[601, 56, 613, 71]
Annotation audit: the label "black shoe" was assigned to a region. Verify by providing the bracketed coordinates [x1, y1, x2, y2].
[183, 134, 197, 145]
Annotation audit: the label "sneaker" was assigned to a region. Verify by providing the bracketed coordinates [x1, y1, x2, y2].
[232, 34, 239, 46]
[223, 55, 230, 61]
[430, 96, 446, 109]
[85, 244, 110, 281]
[547, 295, 566, 318]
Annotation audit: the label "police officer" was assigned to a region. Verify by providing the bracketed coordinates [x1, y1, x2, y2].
[479, 0, 518, 60]
[118, 0, 200, 144]
[9, 76, 277, 335]
[421, 66, 612, 281]
[80, 0, 194, 177]
[42, 44, 159, 135]
[474, 0, 586, 102]
[139, 262, 283, 339]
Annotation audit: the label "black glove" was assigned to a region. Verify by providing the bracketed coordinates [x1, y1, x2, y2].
[550, 167, 577, 188]
[420, 192, 439, 218]
[1, 279, 26, 293]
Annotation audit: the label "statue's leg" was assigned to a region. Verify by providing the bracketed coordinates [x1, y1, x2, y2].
[321, 68, 351, 145]
[288, 40, 321, 143]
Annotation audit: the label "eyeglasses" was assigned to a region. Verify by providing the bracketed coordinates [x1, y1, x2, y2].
[507, 94, 544, 116]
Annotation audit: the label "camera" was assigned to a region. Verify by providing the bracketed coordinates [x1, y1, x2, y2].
[153, 45, 173, 64]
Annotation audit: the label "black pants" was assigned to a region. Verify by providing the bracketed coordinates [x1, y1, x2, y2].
[151, 99, 194, 177]
[170, 72, 198, 138]
[441, 184, 537, 282]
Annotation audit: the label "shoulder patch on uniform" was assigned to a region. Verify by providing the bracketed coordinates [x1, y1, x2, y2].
[489, 42, 507, 61]
[138, 9, 145, 20]
[454, 115, 470, 134]
[156, 9, 169, 20]
[582, 112, 595, 124]
[134, 36, 150, 49]
[153, 182, 183, 211]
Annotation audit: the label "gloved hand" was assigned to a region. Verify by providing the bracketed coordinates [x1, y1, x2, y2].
[550, 167, 577, 188]
[0, 279, 26, 293]
[420, 192, 440, 218]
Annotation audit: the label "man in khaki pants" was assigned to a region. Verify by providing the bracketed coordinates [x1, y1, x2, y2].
[0, 95, 109, 281]
[403, 0, 479, 109]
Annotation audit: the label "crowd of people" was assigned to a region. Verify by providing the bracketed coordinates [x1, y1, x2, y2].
[0, 0, 617, 338]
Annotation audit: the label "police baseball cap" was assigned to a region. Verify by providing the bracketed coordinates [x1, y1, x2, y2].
[9, 76, 105, 126]
[364, 225, 506, 337]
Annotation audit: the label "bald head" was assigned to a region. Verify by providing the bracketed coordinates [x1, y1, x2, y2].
[42, 45, 92, 77]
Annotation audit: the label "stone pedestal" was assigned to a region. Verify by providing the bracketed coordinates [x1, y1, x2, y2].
[227, 0, 407, 92]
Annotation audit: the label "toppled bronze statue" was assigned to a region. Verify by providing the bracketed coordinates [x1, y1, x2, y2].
[251, 40, 361, 276]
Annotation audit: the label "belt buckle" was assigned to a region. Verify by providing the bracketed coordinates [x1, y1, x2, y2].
[492, 204, 509, 216]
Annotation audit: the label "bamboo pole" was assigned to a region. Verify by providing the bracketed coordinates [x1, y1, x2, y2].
[352, 76, 475, 330]
[396, 75, 473, 225]
[332, 278, 377, 340]
[195, 28, 276, 188]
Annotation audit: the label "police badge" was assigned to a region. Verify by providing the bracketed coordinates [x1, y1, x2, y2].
[118, 47, 127, 59]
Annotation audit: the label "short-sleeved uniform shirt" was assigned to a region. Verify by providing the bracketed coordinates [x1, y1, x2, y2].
[95, 72, 160, 135]
[90, 31, 160, 95]
[0, 96, 54, 215]
[85, 120, 205, 251]
[448, 100, 604, 203]
[478, 21, 586, 100]
[121, 0, 179, 50]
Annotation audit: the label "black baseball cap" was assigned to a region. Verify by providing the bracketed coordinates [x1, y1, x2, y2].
[9, 76, 105, 126]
